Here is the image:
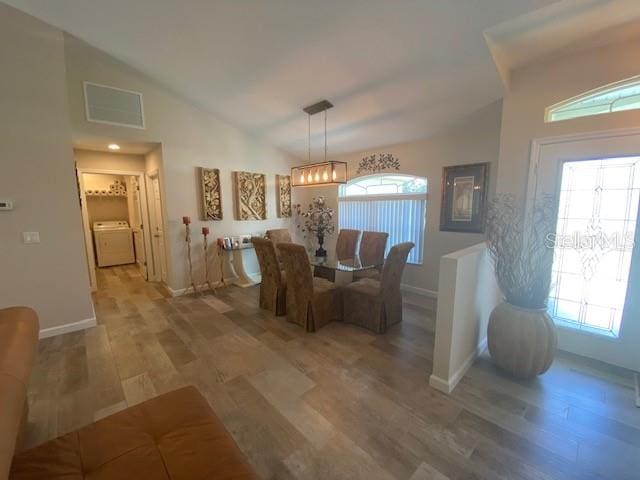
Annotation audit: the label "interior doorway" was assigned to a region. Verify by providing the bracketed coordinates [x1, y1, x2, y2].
[77, 168, 154, 291]
[74, 145, 168, 292]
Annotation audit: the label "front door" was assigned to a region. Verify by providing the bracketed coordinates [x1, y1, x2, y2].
[529, 131, 640, 371]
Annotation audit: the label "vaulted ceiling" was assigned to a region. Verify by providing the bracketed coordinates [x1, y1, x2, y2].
[6, 0, 637, 156]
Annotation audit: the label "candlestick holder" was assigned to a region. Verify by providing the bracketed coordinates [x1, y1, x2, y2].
[183, 217, 198, 295]
[217, 238, 226, 289]
[202, 227, 216, 293]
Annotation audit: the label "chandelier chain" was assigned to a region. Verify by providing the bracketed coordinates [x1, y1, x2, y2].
[324, 109, 327, 162]
[308, 114, 311, 164]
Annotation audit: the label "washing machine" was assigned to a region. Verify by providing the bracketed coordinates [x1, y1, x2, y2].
[93, 221, 135, 267]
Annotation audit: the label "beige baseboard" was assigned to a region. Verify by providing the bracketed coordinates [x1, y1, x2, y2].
[429, 338, 487, 394]
[165, 273, 260, 297]
[39, 316, 97, 339]
[400, 283, 438, 298]
[166, 281, 226, 297]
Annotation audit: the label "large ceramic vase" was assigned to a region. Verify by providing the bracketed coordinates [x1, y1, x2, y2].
[487, 302, 557, 379]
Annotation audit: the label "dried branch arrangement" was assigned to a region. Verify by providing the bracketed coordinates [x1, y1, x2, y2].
[485, 194, 556, 309]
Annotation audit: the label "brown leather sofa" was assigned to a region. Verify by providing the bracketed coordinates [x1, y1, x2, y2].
[0, 307, 39, 480]
[0, 307, 259, 480]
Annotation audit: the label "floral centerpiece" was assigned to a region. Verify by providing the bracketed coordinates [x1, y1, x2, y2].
[293, 196, 335, 257]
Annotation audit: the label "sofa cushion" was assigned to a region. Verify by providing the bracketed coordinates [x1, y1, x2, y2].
[10, 386, 258, 480]
[0, 307, 39, 385]
[0, 306, 39, 480]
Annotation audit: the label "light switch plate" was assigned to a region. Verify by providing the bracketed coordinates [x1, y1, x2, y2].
[23, 232, 40, 244]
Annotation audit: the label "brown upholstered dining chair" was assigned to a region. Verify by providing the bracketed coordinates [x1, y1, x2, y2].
[342, 242, 414, 333]
[277, 242, 341, 332]
[353, 231, 389, 281]
[251, 237, 286, 316]
[265, 228, 292, 263]
[266, 228, 292, 245]
[335, 229, 360, 260]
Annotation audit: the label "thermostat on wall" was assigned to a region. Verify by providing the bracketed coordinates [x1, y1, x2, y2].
[0, 199, 14, 211]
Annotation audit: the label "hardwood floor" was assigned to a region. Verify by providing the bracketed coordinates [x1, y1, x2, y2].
[26, 265, 640, 479]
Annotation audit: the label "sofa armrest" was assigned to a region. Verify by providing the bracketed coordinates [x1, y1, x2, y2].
[0, 307, 39, 480]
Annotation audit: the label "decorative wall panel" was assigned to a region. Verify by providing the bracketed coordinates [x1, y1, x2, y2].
[200, 167, 222, 220]
[233, 171, 267, 220]
[276, 174, 292, 218]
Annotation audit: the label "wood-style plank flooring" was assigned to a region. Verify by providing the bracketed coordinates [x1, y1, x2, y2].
[26, 265, 640, 479]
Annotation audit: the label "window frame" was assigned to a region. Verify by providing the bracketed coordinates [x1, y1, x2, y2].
[338, 173, 427, 199]
[338, 173, 428, 265]
[545, 75, 640, 123]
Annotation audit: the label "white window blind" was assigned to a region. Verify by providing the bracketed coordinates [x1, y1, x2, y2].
[338, 196, 426, 264]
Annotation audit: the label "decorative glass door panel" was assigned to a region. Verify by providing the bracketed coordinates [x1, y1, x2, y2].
[548, 157, 639, 337]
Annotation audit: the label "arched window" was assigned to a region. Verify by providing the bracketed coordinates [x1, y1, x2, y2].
[338, 174, 427, 264]
[546, 76, 640, 122]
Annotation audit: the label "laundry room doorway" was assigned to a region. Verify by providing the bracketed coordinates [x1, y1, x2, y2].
[74, 145, 168, 292]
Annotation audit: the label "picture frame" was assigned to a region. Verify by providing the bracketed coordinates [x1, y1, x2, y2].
[233, 171, 267, 220]
[440, 162, 489, 233]
[276, 174, 292, 218]
[199, 167, 222, 220]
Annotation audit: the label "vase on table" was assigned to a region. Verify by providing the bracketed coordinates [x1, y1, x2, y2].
[315, 233, 327, 257]
[293, 196, 335, 258]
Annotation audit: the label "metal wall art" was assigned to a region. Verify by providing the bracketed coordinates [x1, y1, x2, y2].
[276, 174, 292, 217]
[200, 167, 222, 220]
[356, 153, 400, 174]
[233, 171, 267, 220]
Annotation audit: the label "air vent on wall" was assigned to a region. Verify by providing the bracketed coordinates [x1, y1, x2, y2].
[83, 81, 145, 129]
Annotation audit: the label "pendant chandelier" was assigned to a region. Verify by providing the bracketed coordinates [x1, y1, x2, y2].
[291, 99, 347, 187]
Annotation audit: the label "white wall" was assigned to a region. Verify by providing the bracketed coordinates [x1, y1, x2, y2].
[430, 243, 501, 393]
[82, 173, 125, 191]
[63, 35, 299, 291]
[75, 149, 146, 172]
[1, 6, 298, 333]
[0, 5, 94, 333]
[83, 173, 130, 226]
[299, 101, 502, 294]
[498, 36, 640, 196]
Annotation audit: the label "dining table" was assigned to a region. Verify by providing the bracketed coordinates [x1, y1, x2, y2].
[309, 253, 382, 285]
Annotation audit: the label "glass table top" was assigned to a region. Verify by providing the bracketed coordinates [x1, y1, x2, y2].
[309, 254, 381, 272]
